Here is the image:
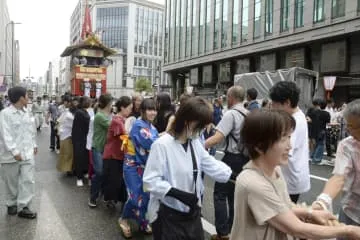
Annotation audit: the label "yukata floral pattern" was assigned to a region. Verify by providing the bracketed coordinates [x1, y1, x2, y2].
[122, 118, 158, 230]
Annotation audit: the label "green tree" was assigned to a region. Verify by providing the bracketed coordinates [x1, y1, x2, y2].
[135, 78, 152, 93]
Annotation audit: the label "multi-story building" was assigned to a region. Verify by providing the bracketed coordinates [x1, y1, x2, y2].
[59, 57, 71, 95]
[163, 0, 360, 104]
[0, 0, 12, 91]
[14, 40, 20, 85]
[86, 0, 164, 96]
[70, 0, 93, 45]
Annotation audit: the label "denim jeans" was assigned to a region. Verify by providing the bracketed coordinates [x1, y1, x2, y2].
[90, 149, 103, 201]
[338, 208, 360, 240]
[214, 152, 248, 236]
[312, 139, 325, 163]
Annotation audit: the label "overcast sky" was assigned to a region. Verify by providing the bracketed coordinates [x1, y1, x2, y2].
[7, 0, 165, 81]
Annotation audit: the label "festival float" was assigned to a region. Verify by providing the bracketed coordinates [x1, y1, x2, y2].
[60, 1, 116, 98]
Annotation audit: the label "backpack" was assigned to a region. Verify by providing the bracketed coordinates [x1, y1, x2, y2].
[225, 109, 250, 161]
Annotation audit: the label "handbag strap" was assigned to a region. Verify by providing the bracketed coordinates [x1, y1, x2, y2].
[189, 140, 198, 195]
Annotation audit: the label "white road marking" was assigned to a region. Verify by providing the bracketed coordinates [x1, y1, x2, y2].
[310, 174, 329, 182]
[202, 217, 217, 235]
[34, 191, 72, 240]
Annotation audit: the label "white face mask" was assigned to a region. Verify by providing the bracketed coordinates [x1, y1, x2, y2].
[186, 125, 203, 140]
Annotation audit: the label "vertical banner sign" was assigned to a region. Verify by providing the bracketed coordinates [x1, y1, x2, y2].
[84, 79, 91, 97]
[96, 81, 102, 98]
[323, 76, 337, 100]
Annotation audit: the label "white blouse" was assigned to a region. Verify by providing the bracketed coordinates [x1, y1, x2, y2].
[143, 133, 232, 223]
[58, 109, 74, 141]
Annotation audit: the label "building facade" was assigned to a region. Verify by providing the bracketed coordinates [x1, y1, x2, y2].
[0, 0, 12, 92]
[88, 0, 164, 96]
[163, 0, 360, 104]
[14, 40, 20, 85]
[59, 57, 71, 95]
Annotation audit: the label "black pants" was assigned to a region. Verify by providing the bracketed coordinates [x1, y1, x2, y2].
[290, 194, 300, 203]
[73, 142, 89, 179]
[50, 121, 60, 150]
[214, 152, 248, 236]
[103, 159, 127, 203]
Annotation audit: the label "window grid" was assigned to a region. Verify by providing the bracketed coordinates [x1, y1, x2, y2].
[214, 0, 221, 49]
[295, 0, 304, 28]
[241, 0, 249, 42]
[253, 0, 261, 39]
[313, 0, 325, 23]
[191, 0, 198, 56]
[221, 0, 229, 48]
[265, 0, 273, 35]
[205, 0, 212, 52]
[280, 0, 289, 32]
[232, 0, 240, 44]
[331, 0, 345, 19]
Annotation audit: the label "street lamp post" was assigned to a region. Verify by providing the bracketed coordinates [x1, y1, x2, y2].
[4, 21, 21, 88]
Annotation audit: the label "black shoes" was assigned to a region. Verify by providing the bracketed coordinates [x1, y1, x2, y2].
[7, 206, 17, 215]
[17, 207, 37, 219]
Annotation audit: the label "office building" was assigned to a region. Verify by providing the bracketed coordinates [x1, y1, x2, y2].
[14, 40, 20, 85]
[163, 0, 360, 104]
[0, 0, 12, 91]
[86, 0, 164, 96]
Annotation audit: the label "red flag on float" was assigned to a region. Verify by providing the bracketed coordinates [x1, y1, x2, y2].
[81, 0, 93, 40]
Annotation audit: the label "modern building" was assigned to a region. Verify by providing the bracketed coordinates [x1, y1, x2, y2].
[80, 0, 164, 96]
[14, 40, 20, 85]
[163, 0, 360, 104]
[70, 0, 93, 45]
[0, 0, 12, 91]
[59, 57, 71, 95]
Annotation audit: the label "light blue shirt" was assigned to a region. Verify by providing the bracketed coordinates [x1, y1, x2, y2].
[143, 133, 232, 223]
[0, 105, 37, 163]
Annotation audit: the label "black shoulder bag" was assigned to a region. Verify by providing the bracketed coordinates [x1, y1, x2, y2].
[154, 141, 204, 240]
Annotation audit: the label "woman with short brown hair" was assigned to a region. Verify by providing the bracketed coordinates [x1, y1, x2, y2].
[231, 109, 360, 240]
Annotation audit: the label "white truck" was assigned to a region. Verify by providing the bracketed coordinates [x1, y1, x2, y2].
[234, 67, 321, 111]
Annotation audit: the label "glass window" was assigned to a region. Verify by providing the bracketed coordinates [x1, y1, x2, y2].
[232, 0, 239, 44]
[332, 0, 345, 19]
[214, 0, 221, 49]
[186, 0, 191, 57]
[170, 0, 176, 60]
[221, 0, 229, 48]
[199, 0, 206, 54]
[313, 0, 324, 23]
[139, 58, 142, 67]
[241, 0, 249, 42]
[265, 0, 273, 35]
[253, 0, 261, 39]
[164, 0, 171, 63]
[191, 0, 198, 56]
[144, 59, 147, 67]
[180, 0, 186, 59]
[134, 57, 137, 66]
[295, 0, 304, 28]
[175, 0, 181, 60]
[205, 0, 212, 52]
[280, 0, 289, 32]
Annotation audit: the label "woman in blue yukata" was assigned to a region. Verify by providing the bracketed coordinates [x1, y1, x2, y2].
[119, 98, 159, 238]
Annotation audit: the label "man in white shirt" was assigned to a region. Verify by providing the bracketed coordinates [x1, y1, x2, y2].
[269, 81, 311, 203]
[0, 87, 38, 219]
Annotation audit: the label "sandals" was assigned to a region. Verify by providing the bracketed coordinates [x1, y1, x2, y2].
[142, 224, 152, 235]
[118, 219, 132, 239]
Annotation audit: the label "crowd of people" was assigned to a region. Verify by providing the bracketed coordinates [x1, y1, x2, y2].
[1, 85, 360, 240]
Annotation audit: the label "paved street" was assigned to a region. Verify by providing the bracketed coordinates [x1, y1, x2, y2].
[0, 128, 339, 240]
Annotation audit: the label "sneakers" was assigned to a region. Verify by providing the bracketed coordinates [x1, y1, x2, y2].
[76, 179, 84, 187]
[88, 199, 97, 208]
[210, 235, 230, 240]
[55, 149, 60, 154]
[7, 205, 17, 216]
[18, 207, 37, 219]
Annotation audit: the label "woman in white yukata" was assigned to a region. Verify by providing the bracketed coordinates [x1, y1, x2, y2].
[143, 97, 236, 240]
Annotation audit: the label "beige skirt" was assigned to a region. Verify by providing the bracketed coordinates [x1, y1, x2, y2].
[57, 138, 74, 173]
